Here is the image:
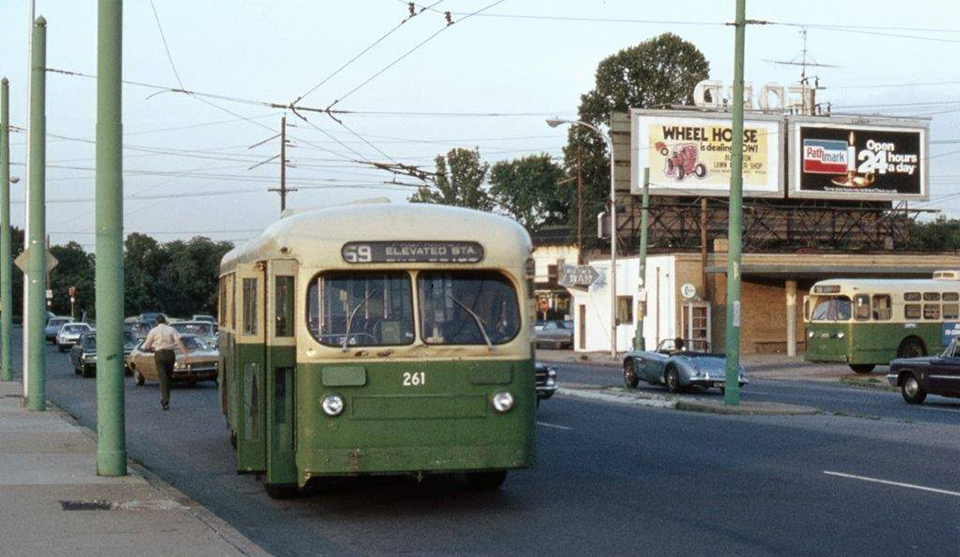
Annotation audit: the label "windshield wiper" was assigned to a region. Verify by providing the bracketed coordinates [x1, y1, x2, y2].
[446, 294, 494, 350]
[342, 290, 379, 352]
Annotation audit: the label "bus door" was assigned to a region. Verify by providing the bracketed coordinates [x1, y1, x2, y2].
[265, 259, 298, 486]
[236, 262, 267, 473]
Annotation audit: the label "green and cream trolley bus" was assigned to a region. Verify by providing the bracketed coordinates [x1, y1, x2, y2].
[804, 271, 960, 373]
[217, 202, 536, 496]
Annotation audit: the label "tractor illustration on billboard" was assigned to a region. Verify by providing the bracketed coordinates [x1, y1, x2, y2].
[662, 143, 708, 181]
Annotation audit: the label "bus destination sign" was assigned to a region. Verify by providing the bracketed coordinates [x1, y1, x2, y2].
[342, 241, 484, 264]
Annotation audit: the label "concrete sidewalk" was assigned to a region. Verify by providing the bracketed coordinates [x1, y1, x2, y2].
[0, 381, 271, 557]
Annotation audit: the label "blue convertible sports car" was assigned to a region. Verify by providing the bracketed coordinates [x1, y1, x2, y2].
[623, 338, 747, 394]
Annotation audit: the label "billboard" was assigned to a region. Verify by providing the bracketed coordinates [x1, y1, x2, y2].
[788, 116, 928, 201]
[631, 110, 784, 197]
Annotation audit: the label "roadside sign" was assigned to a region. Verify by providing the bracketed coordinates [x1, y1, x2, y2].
[45, 289, 53, 299]
[559, 265, 601, 288]
[14, 248, 58, 274]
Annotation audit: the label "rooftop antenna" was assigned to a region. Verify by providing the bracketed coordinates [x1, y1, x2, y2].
[764, 28, 839, 114]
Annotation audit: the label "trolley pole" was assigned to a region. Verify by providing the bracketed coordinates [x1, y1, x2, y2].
[633, 168, 649, 351]
[95, 0, 127, 476]
[723, 0, 747, 406]
[0, 78, 12, 383]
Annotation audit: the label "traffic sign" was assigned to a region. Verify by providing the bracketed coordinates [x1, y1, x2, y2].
[14, 248, 58, 275]
[559, 265, 601, 288]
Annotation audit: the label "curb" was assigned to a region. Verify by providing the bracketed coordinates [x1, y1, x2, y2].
[557, 386, 820, 416]
[45, 396, 274, 557]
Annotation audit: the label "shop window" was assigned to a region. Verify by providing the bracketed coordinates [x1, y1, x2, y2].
[616, 296, 633, 325]
[854, 295, 870, 321]
[923, 304, 941, 321]
[905, 304, 921, 320]
[243, 278, 258, 336]
[943, 304, 960, 320]
[872, 294, 892, 321]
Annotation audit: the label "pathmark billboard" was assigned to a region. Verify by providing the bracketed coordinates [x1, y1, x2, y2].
[631, 109, 784, 197]
[788, 116, 929, 201]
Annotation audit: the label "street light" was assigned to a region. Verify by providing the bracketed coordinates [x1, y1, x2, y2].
[547, 117, 619, 358]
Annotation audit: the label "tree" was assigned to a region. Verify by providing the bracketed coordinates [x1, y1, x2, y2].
[909, 217, 960, 250]
[124, 233, 165, 316]
[49, 242, 95, 318]
[489, 154, 568, 231]
[563, 33, 710, 248]
[411, 148, 493, 210]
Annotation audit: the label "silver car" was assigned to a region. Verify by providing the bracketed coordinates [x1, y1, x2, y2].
[535, 320, 574, 349]
[623, 338, 747, 394]
[45, 316, 74, 344]
[56, 322, 94, 353]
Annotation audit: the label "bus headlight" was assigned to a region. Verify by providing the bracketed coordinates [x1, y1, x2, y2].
[321, 394, 345, 417]
[808, 330, 815, 339]
[492, 391, 514, 413]
[837, 332, 845, 339]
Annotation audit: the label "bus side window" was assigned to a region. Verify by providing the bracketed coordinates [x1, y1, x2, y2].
[905, 304, 922, 320]
[944, 303, 960, 320]
[243, 278, 259, 336]
[872, 295, 891, 321]
[924, 304, 941, 321]
[854, 295, 871, 321]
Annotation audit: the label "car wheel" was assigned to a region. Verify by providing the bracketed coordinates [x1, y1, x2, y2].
[58, 345, 67, 353]
[623, 361, 640, 388]
[897, 338, 925, 359]
[719, 387, 726, 396]
[134, 370, 145, 387]
[901, 374, 927, 405]
[82, 366, 94, 379]
[665, 367, 681, 393]
[464, 470, 508, 492]
[849, 364, 876, 374]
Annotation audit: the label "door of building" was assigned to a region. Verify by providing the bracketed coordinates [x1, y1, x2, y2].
[578, 305, 586, 350]
[682, 302, 712, 352]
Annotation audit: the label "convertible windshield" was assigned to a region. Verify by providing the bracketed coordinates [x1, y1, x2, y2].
[417, 271, 520, 345]
[810, 296, 852, 322]
[308, 272, 415, 347]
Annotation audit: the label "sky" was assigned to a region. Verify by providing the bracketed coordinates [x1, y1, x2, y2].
[1, 0, 959, 249]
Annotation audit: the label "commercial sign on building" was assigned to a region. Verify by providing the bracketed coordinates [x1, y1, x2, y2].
[631, 110, 784, 198]
[788, 116, 928, 201]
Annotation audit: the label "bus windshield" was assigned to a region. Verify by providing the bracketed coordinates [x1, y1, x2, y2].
[810, 296, 852, 322]
[417, 271, 520, 346]
[309, 272, 415, 347]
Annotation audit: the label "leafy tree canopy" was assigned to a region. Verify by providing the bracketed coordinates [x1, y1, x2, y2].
[489, 154, 568, 232]
[411, 147, 493, 211]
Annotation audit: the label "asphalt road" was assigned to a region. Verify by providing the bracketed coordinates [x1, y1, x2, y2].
[551, 360, 960, 427]
[9, 330, 960, 556]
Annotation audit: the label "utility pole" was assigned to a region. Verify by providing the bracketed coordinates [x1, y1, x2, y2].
[575, 154, 584, 264]
[724, 0, 747, 406]
[633, 168, 649, 351]
[26, 16, 46, 411]
[267, 116, 296, 213]
[0, 77, 11, 382]
[95, 0, 127, 476]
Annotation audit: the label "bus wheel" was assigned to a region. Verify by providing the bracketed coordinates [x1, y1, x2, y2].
[849, 364, 876, 374]
[623, 361, 640, 388]
[901, 374, 927, 405]
[897, 338, 925, 359]
[264, 483, 300, 500]
[465, 470, 507, 492]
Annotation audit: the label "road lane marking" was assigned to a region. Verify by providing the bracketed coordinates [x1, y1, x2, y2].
[537, 421, 573, 431]
[824, 471, 960, 498]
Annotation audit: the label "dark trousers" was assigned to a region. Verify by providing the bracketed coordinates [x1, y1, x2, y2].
[154, 349, 176, 405]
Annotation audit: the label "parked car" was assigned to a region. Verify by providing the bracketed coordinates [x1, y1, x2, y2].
[127, 334, 219, 387]
[622, 338, 747, 394]
[44, 316, 74, 344]
[124, 320, 151, 340]
[192, 314, 216, 324]
[72, 331, 144, 378]
[535, 362, 558, 408]
[536, 320, 573, 349]
[887, 337, 960, 404]
[56, 322, 94, 352]
[171, 321, 219, 346]
[137, 312, 168, 328]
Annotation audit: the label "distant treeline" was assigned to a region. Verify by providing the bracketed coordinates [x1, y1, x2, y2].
[5, 228, 234, 320]
[909, 217, 960, 251]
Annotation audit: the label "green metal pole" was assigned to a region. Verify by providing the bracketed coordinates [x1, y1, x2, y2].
[724, 0, 746, 406]
[633, 167, 649, 351]
[95, 0, 126, 476]
[26, 17, 46, 411]
[0, 78, 11, 382]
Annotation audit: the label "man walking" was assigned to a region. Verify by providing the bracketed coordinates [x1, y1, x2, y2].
[143, 315, 189, 411]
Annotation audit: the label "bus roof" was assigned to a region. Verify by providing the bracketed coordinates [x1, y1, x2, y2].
[811, 277, 960, 294]
[221, 202, 532, 272]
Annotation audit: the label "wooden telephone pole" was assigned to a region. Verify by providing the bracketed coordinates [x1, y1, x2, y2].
[267, 116, 296, 213]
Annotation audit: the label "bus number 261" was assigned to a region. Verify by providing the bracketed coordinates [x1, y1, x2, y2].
[402, 372, 425, 387]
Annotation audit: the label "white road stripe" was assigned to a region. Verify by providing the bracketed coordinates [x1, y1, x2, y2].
[824, 471, 960, 498]
[537, 421, 573, 431]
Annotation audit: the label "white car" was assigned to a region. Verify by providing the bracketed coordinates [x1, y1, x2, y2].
[57, 323, 94, 353]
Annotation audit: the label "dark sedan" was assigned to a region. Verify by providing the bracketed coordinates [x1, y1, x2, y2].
[69, 331, 139, 378]
[888, 337, 960, 404]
